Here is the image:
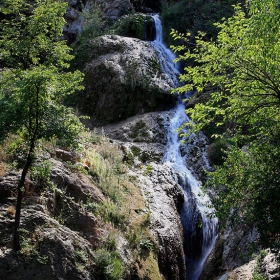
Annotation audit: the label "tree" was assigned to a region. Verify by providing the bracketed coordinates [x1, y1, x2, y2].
[0, 0, 84, 251]
[171, 0, 280, 250]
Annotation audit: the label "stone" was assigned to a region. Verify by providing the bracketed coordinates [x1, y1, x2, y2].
[50, 158, 104, 203]
[79, 35, 174, 127]
[64, 0, 134, 42]
[55, 148, 79, 162]
[0, 206, 96, 280]
[131, 163, 186, 280]
[262, 251, 280, 280]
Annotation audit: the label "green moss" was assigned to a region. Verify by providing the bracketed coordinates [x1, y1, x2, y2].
[129, 120, 147, 139]
[131, 145, 141, 158]
[144, 165, 154, 176]
[111, 14, 153, 40]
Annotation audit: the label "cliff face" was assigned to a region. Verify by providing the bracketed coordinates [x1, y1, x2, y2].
[0, 130, 187, 280]
[1, 1, 279, 280]
[80, 35, 174, 127]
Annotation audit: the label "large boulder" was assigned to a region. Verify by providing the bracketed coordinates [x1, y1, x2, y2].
[133, 163, 187, 280]
[79, 35, 175, 127]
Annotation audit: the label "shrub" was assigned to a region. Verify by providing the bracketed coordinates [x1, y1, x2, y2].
[111, 14, 154, 40]
[94, 248, 124, 280]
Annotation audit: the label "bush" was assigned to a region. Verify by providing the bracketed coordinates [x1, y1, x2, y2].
[94, 248, 124, 280]
[72, 4, 104, 70]
[207, 139, 228, 166]
[161, 0, 238, 45]
[111, 14, 154, 40]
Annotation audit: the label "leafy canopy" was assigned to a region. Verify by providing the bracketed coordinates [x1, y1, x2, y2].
[171, 0, 280, 250]
[0, 0, 85, 251]
[0, 0, 84, 147]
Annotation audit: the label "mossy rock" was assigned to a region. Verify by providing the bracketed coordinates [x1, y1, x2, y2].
[112, 14, 155, 40]
[71, 35, 173, 127]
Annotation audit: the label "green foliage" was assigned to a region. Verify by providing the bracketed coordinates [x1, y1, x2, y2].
[0, 0, 85, 147]
[31, 160, 53, 188]
[18, 227, 48, 264]
[172, 0, 280, 251]
[72, 4, 104, 70]
[129, 120, 148, 138]
[207, 138, 229, 166]
[144, 165, 154, 176]
[94, 248, 124, 280]
[253, 250, 267, 280]
[75, 249, 89, 264]
[126, 224, 154, 257]
[112, 14, 151, 40]
[0, 0, 85, 251]
[161, 0, 238, 44]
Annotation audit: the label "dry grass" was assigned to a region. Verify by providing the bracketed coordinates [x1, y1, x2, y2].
[7, 205, 16, 216]
[0, 133, 20, 162]
[0, 163, 6, 176]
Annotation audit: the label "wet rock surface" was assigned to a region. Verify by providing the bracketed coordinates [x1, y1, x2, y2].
[99, 110, 215, 280]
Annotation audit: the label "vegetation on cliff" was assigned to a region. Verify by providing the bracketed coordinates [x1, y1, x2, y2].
[161, 0, 240, 45]
[172, 0, 280, 252]
[0, 0, 85, 251]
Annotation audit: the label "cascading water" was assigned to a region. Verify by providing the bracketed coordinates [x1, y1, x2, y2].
[150, 14, 218, 279]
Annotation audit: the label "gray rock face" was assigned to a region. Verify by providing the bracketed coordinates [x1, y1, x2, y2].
[95, 0, 133, 20]
[64, 0, 83, 43]
[130, 163, 186, 280]
[81, 35, 174, 127]
[64, 0, 134, 42]
[100, 111, 189, 280]
[262, 251, 280, 280]
[0, 206, 96, 280]
[50, 158, 104, 203]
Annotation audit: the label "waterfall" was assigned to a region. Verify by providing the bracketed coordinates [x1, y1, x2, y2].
[150, 14, 218, 279]
[151, 14, 180, 88]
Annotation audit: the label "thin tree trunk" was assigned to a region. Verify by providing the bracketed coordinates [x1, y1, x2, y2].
[13, 150, 33, 251]
[13, 86, 40, 251]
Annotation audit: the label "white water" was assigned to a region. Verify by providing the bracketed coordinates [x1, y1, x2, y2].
[151, 14, 180, 88]
[151, 14, 218, 280]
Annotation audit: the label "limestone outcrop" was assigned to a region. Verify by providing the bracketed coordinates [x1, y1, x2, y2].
[80, 35, 174, 127]
[0, 207, 96, 280]
[100, 110, 214, 280]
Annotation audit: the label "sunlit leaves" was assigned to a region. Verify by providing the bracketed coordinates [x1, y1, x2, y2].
[171, 0, 280, 250]
[0, 0, 85, 146]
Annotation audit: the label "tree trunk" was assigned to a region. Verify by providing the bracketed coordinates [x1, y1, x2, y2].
[13, 149, 34, 251]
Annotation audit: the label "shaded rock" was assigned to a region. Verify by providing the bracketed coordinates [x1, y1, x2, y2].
[64, 0, 84, 43]
[185, 85, 215, 110]
[113, 13, 156, 40]
[200, 234, 224, 279]
[50, 158, 104, 203]
[99, 111, 170, 144]
[221, 223, 258, 271]
[79, 35, 175, 127]
[132, 163, 186, 280]
[95, 0, 133, 20]
[64, 0, 134, 42]
[55, 148, 79, 162]
[203, 222, 260, 279]
[0, 172, 20, 203]
[0, 206, 96, 280]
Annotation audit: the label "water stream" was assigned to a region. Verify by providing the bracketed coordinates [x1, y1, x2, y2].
[150, 14, 218, 279]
